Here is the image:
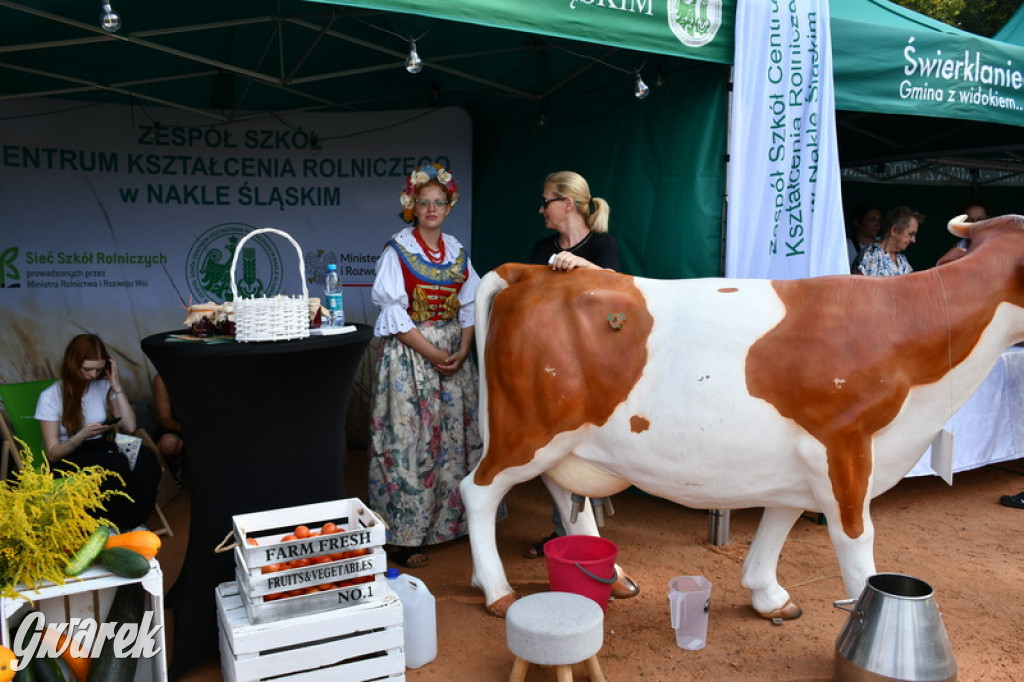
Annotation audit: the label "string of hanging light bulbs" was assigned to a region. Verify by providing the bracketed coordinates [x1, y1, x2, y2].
[354, 19, 647, 97]
[551, 44, 650, 100]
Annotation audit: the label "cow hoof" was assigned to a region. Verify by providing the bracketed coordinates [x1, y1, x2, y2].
[485, 593, 518, 618]
[609, 574, 640, 600]
[758, 600, 802, 620]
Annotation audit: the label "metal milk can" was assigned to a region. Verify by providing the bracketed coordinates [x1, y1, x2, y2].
[834, 573, 957, 682]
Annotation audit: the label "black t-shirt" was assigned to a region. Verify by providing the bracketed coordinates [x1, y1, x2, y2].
[529, 232, 621, 270]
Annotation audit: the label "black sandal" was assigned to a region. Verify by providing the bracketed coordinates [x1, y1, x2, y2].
[998, 491, 1024, 509]
[523, 532, 558, 559]
[386, 545, 430, 568]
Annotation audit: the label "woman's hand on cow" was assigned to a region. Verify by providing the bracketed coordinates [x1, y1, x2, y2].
[549, 251, 596, 272]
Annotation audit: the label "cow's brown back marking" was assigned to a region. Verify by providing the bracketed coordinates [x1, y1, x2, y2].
[475, 264, 654, 485]
[748, 219, 1024, 537]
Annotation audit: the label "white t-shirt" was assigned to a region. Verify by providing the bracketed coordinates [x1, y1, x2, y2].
[35, 379, 111, 442]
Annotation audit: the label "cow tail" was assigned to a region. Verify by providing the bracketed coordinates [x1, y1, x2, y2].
[474, 269, 510, 450]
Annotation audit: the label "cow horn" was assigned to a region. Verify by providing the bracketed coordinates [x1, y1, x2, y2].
[947, 214, 971, 238]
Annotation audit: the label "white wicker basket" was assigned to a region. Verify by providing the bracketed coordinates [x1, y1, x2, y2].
[230, 228, 311, 343]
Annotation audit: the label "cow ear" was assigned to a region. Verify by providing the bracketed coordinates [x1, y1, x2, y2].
[947, 214, 971, 239]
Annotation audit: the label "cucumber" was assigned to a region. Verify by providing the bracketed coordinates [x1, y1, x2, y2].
[96, 547, 150, 578]
[13, 658, 39, 681]
[85, 583, 146, 682]
[28, 657, 65, 682]
[64, 526, 113, 576]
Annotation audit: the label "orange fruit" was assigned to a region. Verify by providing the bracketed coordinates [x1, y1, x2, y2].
[0, 645, 17, 682]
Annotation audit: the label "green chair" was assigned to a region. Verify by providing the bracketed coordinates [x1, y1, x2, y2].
[0, 378, 56, 477]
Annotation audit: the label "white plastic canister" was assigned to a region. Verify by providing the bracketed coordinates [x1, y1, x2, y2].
[385, 568, 437, 668]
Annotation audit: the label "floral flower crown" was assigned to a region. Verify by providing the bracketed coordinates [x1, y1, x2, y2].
[399, 163, 459, 223]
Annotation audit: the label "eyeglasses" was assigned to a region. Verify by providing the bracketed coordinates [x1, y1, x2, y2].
[541, 196, 565, 209]
[415, 199, 449, 209]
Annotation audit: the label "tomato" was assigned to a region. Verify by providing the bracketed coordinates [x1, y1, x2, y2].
[321, 522, 338, 534]
[246, 536, 259, 546]
[281, 534, 297, 542]
[294, 525, 310, 539]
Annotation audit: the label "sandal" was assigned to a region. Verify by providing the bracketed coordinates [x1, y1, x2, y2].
[387, 545, 430, 568]
[998, 491, 1024, 509]
[523, 532, 558, 559]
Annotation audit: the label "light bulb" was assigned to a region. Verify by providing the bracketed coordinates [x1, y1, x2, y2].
[406, 40, 422, 74]
[101, 3, 121, 33]
[634, 73, 650, 100]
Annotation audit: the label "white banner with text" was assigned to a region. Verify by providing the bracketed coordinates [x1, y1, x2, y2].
[725, 0, 847, 280]
[0, 99, 472, 390]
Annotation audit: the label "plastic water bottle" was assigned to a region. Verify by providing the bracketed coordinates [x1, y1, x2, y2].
[324, 263, 344, 326]
[385, 567, 437, 668]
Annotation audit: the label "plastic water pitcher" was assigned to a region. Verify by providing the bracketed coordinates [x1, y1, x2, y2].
[385, 568, 437, 668]
[668, 575, 712, 650]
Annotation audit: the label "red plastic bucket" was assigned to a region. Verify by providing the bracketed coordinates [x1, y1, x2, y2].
[544, 535, 619, 610]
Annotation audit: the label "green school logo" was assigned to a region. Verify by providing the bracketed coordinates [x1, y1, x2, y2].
[186, 223, 283, 303]
[668, 0, 722, 48]
[1, 246, 20, 288]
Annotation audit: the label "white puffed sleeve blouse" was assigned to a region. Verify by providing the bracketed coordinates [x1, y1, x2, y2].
[370, 228, 479, 337]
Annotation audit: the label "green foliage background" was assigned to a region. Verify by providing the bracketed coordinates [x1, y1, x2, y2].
[891, 0, 1022, 37]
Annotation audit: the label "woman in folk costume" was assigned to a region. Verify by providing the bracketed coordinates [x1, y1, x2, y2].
[368, 164, 481, 568]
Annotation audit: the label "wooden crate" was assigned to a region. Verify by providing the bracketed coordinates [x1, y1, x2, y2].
[0, 561, 168, 682]
[216, 581, 404, 682]
[232, 497, 387, 624]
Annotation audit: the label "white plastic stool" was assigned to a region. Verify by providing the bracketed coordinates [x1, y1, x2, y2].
[506, 592, 606, 682]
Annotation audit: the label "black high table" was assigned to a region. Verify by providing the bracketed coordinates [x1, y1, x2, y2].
[141, 326, 373, 680]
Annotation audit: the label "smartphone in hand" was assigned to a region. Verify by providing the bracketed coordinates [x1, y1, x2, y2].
[102, 416, 122, 426]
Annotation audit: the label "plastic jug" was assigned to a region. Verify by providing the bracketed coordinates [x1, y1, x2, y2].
[668, 575, 712, 650]
[385, 568, 437, 668]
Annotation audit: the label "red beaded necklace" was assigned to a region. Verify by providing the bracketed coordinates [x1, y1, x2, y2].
[413, 228, 446, 264]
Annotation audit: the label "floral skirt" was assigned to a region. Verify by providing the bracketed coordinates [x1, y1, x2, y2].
[367, 320, 482, 547]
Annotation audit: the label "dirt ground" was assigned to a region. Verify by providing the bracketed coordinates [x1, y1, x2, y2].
[163, 454, 1024, 682]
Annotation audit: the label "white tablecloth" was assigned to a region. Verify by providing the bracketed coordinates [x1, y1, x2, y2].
[908, 346, 1024, 477]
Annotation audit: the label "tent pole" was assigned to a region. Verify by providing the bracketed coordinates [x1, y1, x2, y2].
[709, 64, 735, 546]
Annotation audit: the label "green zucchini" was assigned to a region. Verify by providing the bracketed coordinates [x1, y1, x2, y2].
[85, 583, 146, 682]
[96, 546, 150, 578]
[64, 526, 113, 576]
[12, 656, 39, 682]
[28, 657, 65, 682]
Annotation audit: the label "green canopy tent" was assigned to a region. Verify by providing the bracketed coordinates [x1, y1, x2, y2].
[3, 0, 1023, 279]
[0, 0, 733, 279]
[996, 4, 1024, 44]
[830, 0, 1024, 266]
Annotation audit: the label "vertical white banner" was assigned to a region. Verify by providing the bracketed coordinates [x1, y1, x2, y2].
[725, 0, 847, 279]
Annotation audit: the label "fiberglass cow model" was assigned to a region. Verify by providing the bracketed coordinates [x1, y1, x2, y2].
[460, 214, 1024, 619]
